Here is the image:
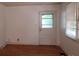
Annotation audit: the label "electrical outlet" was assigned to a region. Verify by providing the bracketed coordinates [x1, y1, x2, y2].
[17, 38, 20, 42]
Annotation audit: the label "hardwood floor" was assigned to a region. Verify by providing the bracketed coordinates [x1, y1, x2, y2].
[0, 44, 66, 56]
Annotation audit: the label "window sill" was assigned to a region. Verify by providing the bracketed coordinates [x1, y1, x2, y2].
[65, 33, 77, 41]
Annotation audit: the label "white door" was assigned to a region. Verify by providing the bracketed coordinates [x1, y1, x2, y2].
[39, 11, 57, 45]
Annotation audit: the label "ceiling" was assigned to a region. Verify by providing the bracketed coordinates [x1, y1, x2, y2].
[1, 2, 61, 6]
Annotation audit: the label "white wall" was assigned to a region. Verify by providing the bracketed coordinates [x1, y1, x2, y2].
[5, 5, 61, 45]
[2, 2, 79, 55]
[0, 4, 6, 48]
[60, 3, 79, 56]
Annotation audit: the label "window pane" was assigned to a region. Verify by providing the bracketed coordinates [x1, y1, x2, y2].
[42, 24, 52, 28]
[42, 19, 52, 25]
[66, 20, 76, 39]
[65, 3, 77, 39]
[41, 14, 53, 28]
[42, 14, 53, 19]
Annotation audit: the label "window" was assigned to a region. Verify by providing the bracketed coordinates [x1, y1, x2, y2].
[66, 19, 76, 39]
[65, 3, 77, 39]
[41, 12, 53, 28]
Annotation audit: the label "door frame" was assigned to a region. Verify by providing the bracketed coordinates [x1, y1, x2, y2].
[38, 10, 56, 45]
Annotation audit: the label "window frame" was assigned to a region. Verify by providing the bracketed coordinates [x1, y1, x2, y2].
[40, 11, 54, 29]
[65, 3, 77, 40]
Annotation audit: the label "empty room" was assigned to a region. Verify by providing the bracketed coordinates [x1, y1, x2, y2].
[0, 2, 78, 56]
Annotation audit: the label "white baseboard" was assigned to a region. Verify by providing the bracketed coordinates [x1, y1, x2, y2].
[7, 41, 39, 45]
[7, 41, 57, 45]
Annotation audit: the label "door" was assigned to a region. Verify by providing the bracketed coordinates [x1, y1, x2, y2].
[39, 11, 56, 45]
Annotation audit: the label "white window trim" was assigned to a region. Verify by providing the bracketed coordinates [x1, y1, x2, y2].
[39, 11, 54, 29]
